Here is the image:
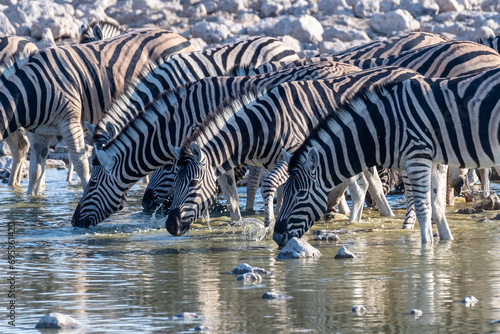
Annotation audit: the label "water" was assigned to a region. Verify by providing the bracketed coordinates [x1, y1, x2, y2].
[1, 169, 500, 333]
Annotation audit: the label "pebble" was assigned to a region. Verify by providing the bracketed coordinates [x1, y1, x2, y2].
[334, 246, 356, 259]
[351, 305, 367, 314]
[277, 237, 322, 259]
[35, 313, 82, 329]
[262, 292, 293, 300]
[230, 263, 273, 275]
[460, 296, 478, 306]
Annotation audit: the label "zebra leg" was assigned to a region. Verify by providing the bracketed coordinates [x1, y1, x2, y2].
[431, 164, 453, 241]
[327, 182, 349, 214]
[401, 170, 416, 229]
[217, 169, 242, 223]
[338, 194, 350, 215]
[363, 167, 395, 217]
[405, 158, 434, 244]
[27, 133, 53, 195]
[66, 161, 74, 185]
[5, 129, 29, 187]
[63, 123, 90, 189]
[276, 184, 283, 214]
[478, 168, 491, 199]
[346, 173, 369, 222]
[261, 160, 289, 228]
[245, 165, 263, 211]
[445, 167, 454, 205]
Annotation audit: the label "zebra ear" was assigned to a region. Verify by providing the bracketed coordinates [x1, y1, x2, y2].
[105, 122, 116, 139]
[168, 143, 182, 160]
[80, 22, 90, 35]
[94, 145, 113, 170]
[306, 147, 319, 173]
[281, 148, 292, 164]
[85, 122, 96, 137]
[93, 24, 103, 40]
[190, 142, 203, 162]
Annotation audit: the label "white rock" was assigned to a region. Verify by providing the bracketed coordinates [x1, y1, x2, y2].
[354, 0, 379, 18]
[351, 305, 367, 314]
[230, 263, 273, 275]
[0, 0, 17, 6]
[460, 296, 478, 305]
[189, 37, 208, 51]
[480, 0, 500, 11]
[411, 309, 423, 316]
[314, 233, 340, 241]
[190, 21, 232, 44]
[247, 15, 324, 43]
[237, 12, 261, 28]
[219, 0, 247, 13]
[279, 35, 302, 53]
[35, 313, 82, 329]
[334, 246, 356, 259]
[0, 142, 11, 156]
[261, 0, 291, 17]
[398, 0, 439, 17]
[170, 312, 201, 320]
[369, 9, 420, 36]
[436, 0, 462, 12]
[379, 0, 400, 12]
[288, 0, 316, 16]
[317, 0, 352, 15]
[277, 237, 322, 259]
[36, 27, 57, 50]
[318, 40, 347, 54]
[262, 292, 293, 299]
[236, 272, 262, 281]
[31, 15, 81, 40]
[185, 3, 207, 19]
[0, 12, 16, 35]
[323, 26, 370, 42]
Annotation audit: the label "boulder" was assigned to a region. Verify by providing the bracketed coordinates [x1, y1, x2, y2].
[218, 0, 247, 13]
[185, 4, 207, 19]
[189, 37, 208, 51]
[230, 263, 273, 275]
[261, 0, 291, 17]
[247, 15, 324, 44]
[323, 26, 370, 42]
[237, 12, 261, 27]
[398, 0, 439, 17]
[262, 292, 293, 299]
[369, 9, 420, 36]
[317, 0, 352, 15]
[36, 27, 56, 50]
[277, 237, 322, 259]
[236, 272, 262, 281]
[354, 0, 380, 18]
[436, 0, 462, 12]
[35, 313, 82, 329]
[0, 142, 11, 156]
[279, 35, 302, 53]
[478, 193, 500, 210]
[190, 21, 232, 44]
[334, 246, 356, 259]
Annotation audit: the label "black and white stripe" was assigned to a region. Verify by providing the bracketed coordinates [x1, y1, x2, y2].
[164, 66, 424, 236]
[71, 60, 361, 228]
[0, 29, 194, 195]
[273, 66, 500, 246]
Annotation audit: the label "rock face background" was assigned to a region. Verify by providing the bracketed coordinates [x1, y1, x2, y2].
[1, 0, 499, 54]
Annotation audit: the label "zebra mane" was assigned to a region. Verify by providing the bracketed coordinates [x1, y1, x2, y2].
[288, 82, 394, 172]
[476, 35, 499, 50]
[93, 57, 167, 145]
[180, 86, 268, 157]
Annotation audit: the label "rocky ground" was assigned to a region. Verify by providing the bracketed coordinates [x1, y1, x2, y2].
[0, 0, 499, 182]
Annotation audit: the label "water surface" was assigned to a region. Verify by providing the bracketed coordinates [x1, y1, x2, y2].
[1, 169, 500, 333]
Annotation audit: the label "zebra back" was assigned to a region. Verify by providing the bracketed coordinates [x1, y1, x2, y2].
[328, 31, 448, 61]
[92, 36, 299, 146]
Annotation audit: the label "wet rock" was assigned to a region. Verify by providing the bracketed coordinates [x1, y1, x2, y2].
[314, 228, 353, 235]
[478, 193, 500, 210]
[236, 272, 262, 281]
[190, 21, 232, 44]
[369, 9, 420, 36]
[262, 292, 293, 299]
[351, 305, 367, 314]
[277, 237, 322, 259]
[230, 263, 273, 275]
[314, 233, 340, 241]
[169, 312, 202, 320]
[411, 309, 423, 316]
[492, 214, 500, 220]
[457, 207, 485, 214]
[460, 296, 478, 305]
[35, 313, 82, 329]
[334, 246, 356, 259]
[190, 325, 210, 331]
[492, 319, 500, 324]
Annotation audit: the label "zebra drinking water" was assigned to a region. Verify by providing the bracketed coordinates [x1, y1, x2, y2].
[273, 66, 500, 246]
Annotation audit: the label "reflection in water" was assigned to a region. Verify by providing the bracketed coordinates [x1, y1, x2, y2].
[1, 169, 500, 333]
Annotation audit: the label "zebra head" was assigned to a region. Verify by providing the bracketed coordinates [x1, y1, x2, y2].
[165, 142, 218, 236]
[71, 146, 127, 228]
[273, 147, 329, 247]
[142, 161, 178, 213]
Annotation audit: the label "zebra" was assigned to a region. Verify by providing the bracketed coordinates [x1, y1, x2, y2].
[79, 20, 126, 44]
[0, 36, 39, 188]
[163, 66, 425, 236]
[273, 65, 500, 246]
[478, 35, 500, 53]
[141, 32, 451, 216]
[0, 28, 194, 195]
[71, 60, 363, 228]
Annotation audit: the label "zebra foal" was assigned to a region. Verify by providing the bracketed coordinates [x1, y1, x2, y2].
[273, 66, 500, 246]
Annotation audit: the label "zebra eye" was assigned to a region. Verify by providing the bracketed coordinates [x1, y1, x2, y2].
[189, 179, 198, 186]
[298, 190, 307, 196]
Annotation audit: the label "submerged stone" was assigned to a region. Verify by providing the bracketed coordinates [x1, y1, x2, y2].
[277, 237, 321, 259]
[334, 246, 356, 259]
[170, 312, 201, 320]
[314, 232, 340, 241]
[230, 263, 273, 275]
[190, 325, 210, 331]
[351, 305, 367, 314]
[262, 292, 293, 299]
[236, 272, 262, 282]
[460, 296, 478, 306]
[35, 313, 82, 329]
[411, 309, 423, 316]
